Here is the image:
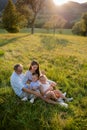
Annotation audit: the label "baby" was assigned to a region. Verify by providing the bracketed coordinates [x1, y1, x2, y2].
[39, 75, 73, 107]
[39, 75, 65, 100]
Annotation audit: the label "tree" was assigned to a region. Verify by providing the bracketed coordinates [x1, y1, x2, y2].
[72, 12, 87, 36]
[43, 15, 67, 34]
[16, 0, 45, 34]
[72, 20, 86, 36]
[16, 3, 33, 28]
[82, 12, 87, 35]
[43, 21, 52, 32]
[2, 0, 22, 33]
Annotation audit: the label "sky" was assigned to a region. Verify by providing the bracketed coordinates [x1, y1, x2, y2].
[53, 0, 87, 6]
[70, 0, 87, 3]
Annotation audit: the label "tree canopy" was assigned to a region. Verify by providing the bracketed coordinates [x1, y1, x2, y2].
[72, 12, 87, 36]
[43, 15, 67, 33]
[2, 0, 22, 33]
[16, 0, 45, 34]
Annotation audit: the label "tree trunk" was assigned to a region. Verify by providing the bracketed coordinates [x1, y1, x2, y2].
[31, 24, 34, 34]
[30, 14, 37, 34]
[53, 28, 56, 34]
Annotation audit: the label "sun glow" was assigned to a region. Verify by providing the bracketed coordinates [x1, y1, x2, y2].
[53, 0, 69, 6]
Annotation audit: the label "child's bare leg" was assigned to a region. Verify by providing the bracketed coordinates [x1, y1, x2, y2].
[50, 91, 58, 100]
[45, 91, 57, 100]
[53, 90, 67, 100]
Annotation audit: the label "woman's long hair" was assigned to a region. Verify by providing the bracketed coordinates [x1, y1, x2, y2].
[29, 60, 40, 76]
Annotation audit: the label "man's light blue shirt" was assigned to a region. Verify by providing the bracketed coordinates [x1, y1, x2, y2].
[10, 72, 25, 97]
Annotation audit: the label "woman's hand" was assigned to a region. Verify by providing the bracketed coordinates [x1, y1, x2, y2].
[50, 82, 57, 87]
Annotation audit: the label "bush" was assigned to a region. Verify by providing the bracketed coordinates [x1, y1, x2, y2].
[0, 50, 4, 56]
[6, 27, 19, 33]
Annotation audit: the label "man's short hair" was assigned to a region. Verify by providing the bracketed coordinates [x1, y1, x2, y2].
[14, 64, 23, 71]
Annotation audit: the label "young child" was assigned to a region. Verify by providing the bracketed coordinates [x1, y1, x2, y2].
[29, 73, 58, 103]
[29, 73, 40, 91]
[39, 75, 73, 107]
[39, 75, 64, 99]
[29, 73, 73, 107]
[29, 73, 40, 103]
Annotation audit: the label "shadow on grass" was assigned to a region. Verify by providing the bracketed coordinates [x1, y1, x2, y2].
[41, 35, 69, 50]
[0, 34, 30, 47]
[56, 39, 69, 46]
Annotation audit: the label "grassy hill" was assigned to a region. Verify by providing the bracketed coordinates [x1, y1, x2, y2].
[0, 33, 87, 130]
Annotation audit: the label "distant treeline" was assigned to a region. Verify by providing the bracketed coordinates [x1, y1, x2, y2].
[0, 0, 87, 36]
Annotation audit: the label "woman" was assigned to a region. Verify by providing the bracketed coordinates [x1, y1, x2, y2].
[24, 60, 40, 84]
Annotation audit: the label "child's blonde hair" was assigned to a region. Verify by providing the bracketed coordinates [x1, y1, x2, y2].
[39, 74, 47, 80]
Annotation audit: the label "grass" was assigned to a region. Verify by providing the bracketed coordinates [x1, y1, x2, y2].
[0, 32, 87, 130]
[0, 28, 73, 35]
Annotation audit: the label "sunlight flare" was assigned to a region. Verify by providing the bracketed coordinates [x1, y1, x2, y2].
[53, 0, 69, 5]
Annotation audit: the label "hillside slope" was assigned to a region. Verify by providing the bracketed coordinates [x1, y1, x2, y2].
[0, 33, 87, 130]
[39, 1, 87, 25]
[57, 1, 87, 21]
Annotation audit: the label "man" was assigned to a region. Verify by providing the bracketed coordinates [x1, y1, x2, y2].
[10, 64, 58, 104]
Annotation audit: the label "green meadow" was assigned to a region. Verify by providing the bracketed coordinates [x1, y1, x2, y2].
[0, 32, 87, 130]
[0, 28, 73, 35]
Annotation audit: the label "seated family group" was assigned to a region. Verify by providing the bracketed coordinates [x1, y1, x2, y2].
[10, 60, 73, 108]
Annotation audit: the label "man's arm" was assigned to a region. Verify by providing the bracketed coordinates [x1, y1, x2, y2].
[22, 87, 58, 105]
[39, 85, 45, 96]
[22, 87, 41, 97]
